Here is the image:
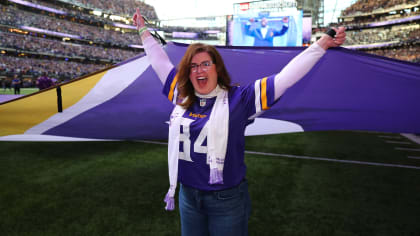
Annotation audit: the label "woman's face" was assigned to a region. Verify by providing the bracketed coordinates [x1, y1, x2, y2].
[189, 52, 218, 95]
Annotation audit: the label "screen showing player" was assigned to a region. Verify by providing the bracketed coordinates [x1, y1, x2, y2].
[227, 9, 303, 47]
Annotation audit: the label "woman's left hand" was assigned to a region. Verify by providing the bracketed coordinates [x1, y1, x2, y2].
[317, 27, 346, 50]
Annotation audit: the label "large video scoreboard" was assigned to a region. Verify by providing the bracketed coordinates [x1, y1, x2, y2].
[227, 0, 307, 47]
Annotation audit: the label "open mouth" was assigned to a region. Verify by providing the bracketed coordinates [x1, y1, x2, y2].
[197, 77, 208, 87]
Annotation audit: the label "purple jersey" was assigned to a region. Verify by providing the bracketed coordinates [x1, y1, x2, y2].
[163, 68, 278, 191]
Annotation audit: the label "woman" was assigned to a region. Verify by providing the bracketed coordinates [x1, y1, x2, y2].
[133, 8, 345, 236]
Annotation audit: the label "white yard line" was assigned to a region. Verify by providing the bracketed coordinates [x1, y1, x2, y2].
[385, 141, 412, 144]
[135, 140, 168, 145]
[245, 151, 420, 170]
[395, 147, 420, 152]
[134, 140, 420, 170]
[378, 135, 402, 139]
[407, 156, 420, 160]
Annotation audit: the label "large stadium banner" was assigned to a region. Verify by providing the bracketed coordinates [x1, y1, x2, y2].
[1, 42, 420, 141]
[227, 0, 303, 47]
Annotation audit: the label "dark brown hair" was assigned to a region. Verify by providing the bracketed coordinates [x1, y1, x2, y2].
[176, 43, 231, 109]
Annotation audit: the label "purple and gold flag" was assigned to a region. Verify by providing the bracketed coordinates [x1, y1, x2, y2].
[1, 42, 419, 141]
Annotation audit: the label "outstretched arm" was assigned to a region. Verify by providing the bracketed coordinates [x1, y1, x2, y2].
[272, 26, 288, 37]
[133, 8, 174, 84]
[272, 16, 289, 37]
[243, 18, 256, 37]
[274, 27, 346, 99]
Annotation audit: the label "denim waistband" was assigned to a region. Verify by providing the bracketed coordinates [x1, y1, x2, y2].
[181, 179, 248, 197]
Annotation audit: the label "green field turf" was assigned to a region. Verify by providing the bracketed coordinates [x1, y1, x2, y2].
[0, 131, 419, 235]
[0, 88, 39, 95]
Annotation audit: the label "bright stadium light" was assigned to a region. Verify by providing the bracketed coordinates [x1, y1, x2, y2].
[92, 10, 102, 16]
[110, 15, 125, 21]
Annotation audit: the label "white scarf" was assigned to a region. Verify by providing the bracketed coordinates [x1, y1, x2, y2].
[164, 85, 229, 211]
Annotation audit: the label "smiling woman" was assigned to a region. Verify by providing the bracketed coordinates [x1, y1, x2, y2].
[189, 53, 217, 94]
[133, 7, 346, 236]
[176, 44, 232, 106]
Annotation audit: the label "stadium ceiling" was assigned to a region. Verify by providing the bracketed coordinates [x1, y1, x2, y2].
[297, 0, 357, 27]
[296, 0, 324, 27]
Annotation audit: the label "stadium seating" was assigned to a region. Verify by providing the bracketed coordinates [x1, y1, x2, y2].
[0, 55, 103, 81]
[0, 31, 138, 61]
[0, 6, 141, 46]
[338, 0, 419, 63]
[64, 0, 158, 19]
[342, 0, 418, 17]
[0, 0, 153, 83]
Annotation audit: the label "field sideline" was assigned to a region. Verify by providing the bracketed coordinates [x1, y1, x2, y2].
[0, 88, 39, 95]
[1, 131, 419, 235]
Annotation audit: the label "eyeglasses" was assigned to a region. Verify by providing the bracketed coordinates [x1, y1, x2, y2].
[190, 61, 214, 73]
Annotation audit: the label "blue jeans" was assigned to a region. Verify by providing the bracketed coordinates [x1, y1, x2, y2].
[179, 180, 251, 236]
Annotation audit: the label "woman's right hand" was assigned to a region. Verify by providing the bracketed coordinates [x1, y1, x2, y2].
[133, 8, 151, 40]
[133, 8, 145, 30]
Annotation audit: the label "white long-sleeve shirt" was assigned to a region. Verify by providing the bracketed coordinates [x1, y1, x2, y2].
[142, 36, 326, 100]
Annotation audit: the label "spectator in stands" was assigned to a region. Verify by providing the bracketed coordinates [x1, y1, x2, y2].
[12, 74, 21, 94]
[133, 8, 346, 236]
[1, 78, 5, 92]
[3, 77, 12, 92]
[36, 73, 54, 90]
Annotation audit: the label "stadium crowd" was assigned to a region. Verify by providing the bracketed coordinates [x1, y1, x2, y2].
[0, 31, 139, 62]
[342, 0, 419, 16]
[337, 0, 420, 63]
[23, 0, 115, 24]
[0, 6, 141, 47]
[0, 0, 157, 84]
[343, 23, 419, 45]
[23, 0, 157, 24]
[62, 0, 157, 20]
[340, 10, 419, 29]
[367, 44, 420, 62]
[0, 55, 106, 80]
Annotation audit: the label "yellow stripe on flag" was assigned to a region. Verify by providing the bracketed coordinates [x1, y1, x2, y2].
[0, 71, 106, 136]
[261, 77, 270, 110]
[168, 74, 178, 102]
